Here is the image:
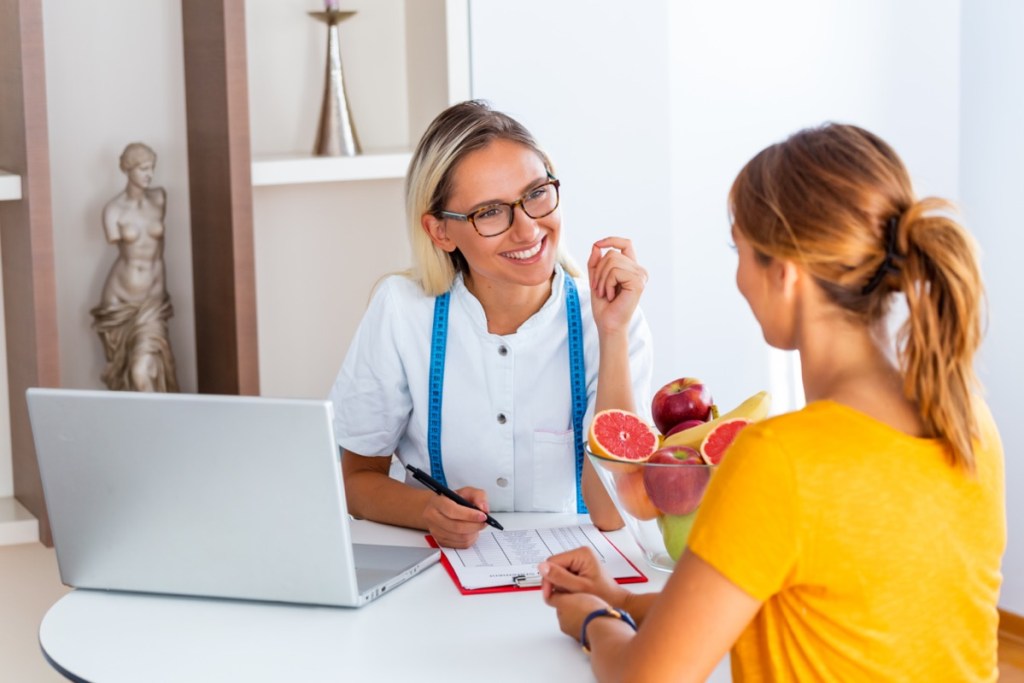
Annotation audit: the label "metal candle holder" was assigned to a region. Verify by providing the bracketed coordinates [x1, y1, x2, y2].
[309, 9, 361, 156]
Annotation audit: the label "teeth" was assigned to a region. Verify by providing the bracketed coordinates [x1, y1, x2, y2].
[504, 240, 543, 260]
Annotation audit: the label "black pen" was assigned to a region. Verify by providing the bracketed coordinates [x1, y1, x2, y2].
[405, 464, 504, 530]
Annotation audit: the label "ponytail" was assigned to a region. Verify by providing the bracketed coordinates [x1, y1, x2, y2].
[895, 199, 984, 470]
[730, 123, 987, 472]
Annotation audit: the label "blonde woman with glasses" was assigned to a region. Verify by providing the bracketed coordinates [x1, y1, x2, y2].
[328, 101, 653, 548]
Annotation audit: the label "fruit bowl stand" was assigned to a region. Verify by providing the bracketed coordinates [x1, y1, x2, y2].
[588, 448, 718, 572]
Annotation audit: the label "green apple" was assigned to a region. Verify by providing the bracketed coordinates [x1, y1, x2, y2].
[657, 512, 698, 562]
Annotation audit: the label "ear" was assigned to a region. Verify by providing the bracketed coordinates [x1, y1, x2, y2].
[774, 258, 802, 301]
[421, 213, 457, 253]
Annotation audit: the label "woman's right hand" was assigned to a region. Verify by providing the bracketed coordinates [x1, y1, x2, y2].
[422, 487, 490, 549]
[342, 451, 491, 547]
[539, 546, 630, 607]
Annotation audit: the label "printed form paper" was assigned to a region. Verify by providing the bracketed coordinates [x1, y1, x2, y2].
[438, 524, 643, 590]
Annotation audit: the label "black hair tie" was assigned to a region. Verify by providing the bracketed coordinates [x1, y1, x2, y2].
[861, 215, 903, 295]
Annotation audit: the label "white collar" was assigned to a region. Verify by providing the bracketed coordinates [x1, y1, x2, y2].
[451, 263, 567, 338]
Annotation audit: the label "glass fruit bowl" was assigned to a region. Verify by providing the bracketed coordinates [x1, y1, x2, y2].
[588, 446, 718, 572]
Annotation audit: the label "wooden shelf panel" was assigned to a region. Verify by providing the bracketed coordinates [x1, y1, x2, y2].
[1, 0, 60, 547]
[0, 170, 22, 201]
[182, 0, 260, 396]
[251, 151, 411, 187]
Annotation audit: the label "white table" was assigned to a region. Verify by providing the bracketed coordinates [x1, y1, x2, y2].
[39, 514, 670, 682]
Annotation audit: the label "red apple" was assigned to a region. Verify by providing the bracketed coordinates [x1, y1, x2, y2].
[651, 378, 715, 435]
[642, 445, 713, 515]
[664, 419, 706, 438]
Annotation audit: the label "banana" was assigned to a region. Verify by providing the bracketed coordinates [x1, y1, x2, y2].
[661, 391, 772, 450]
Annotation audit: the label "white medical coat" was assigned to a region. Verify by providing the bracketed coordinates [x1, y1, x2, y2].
[329, 265, 654, 512]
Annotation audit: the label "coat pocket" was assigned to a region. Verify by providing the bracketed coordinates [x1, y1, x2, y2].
[531, 429, 577, 512]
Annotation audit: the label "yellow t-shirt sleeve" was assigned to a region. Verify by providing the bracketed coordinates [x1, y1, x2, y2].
[687, 424, 800, 602]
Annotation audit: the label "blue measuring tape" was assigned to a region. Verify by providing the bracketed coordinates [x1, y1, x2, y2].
[564, 276, 588, 514]
[427, 272, 588, 513]
[427, 291, 451, 486]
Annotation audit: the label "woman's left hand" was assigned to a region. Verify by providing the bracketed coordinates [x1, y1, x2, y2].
[588, 236, 647, 335]
[545, 590, 611, 642]
[539, 547, 628, 606]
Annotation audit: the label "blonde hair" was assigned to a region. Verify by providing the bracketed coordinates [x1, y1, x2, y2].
[405, 100, 578, 295]
[729, 123, 984, 470]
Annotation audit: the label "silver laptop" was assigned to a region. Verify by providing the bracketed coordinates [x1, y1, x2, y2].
[26, 388, 439, 607]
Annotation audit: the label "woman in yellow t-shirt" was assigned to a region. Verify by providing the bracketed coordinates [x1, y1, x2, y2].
[539, 123, 1005, 682]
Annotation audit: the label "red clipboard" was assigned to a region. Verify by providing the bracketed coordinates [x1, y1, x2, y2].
[425, 531, 649, 596]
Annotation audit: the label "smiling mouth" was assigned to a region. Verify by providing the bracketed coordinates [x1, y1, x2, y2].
[502, 236, 545, 260]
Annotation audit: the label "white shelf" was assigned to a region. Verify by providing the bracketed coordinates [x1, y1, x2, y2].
[251, 151, 412, 187]
[0, 497, 38, 545]
[0, 170, 22, 201]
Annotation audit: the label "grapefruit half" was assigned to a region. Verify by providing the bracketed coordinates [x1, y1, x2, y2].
[588, 409, 660, 465]
[698, 417, 751, 465]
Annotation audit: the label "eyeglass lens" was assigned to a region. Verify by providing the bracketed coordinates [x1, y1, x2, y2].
[472, 182, 559, 236]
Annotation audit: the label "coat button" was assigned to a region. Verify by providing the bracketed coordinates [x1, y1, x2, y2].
[496, 477, 509, 488]
[498, 345, 508, 356]
[497, 413, 507, 424]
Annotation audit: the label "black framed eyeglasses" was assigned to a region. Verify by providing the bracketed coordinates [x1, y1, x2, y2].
[437, 178, 560, 238]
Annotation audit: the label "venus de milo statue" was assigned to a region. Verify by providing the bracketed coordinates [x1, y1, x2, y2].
[91, 142, 179, 392]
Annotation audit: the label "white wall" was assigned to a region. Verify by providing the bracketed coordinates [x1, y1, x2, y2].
[470, 0, 960, 412]
[960, 1, 1024, 615]
[468, 1, 676, 400]
[668, 0, 961, 411]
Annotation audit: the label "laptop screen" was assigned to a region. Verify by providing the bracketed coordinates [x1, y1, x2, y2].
[27, 388, 436, 607]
